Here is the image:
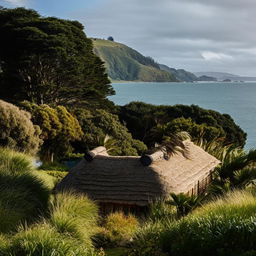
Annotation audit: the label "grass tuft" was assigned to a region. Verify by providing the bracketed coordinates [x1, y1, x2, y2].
[7, 223, 99, 256]
[0, 172, 50, 233]
[49, 191, 99, 247]
[0, 147, 33, 174]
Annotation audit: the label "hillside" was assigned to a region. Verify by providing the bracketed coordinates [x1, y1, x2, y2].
[195, 72, 239, 81]
[92, 39, 177, 82]
[195, 72, 256, 82]
[159, 64, 198, 82]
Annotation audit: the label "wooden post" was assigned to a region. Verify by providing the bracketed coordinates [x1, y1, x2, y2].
[140, 150, 165, 166]
[84, 146, 107, 162]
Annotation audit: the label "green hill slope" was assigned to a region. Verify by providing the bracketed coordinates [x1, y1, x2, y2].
[92, 39, 177, 82]
[159, 64, 198, 82]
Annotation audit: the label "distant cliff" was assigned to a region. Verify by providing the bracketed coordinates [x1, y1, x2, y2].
[159, 64, 198, 82]
[92, 39, 177, 82]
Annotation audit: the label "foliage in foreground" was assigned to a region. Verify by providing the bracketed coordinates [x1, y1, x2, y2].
[0, 148, 51, 233]
[94, 212, 139, 248]
[209, 148, 256, 196]
[0, 147, 33, 174]
[0, 171, 50, 233]
[131, 190, 256, 256]
[0, 188, 100, 255]
[2, 223, 99, 256]
[49, 191, 99, 247]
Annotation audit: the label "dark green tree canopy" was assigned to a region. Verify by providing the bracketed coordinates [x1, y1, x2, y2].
[0, 7, 114, 107]
[119, 102, 247, 147]
[73, 108, 147, 156]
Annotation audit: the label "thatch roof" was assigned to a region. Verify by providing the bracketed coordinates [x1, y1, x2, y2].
[56, 141, 220, 206]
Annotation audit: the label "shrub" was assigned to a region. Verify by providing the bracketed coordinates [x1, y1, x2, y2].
[39, 161, 68, 171]
[6, 223, 99, 256]
[129, 221, 167, 256]
[0, 234, 9, 256]
[0, 147, 34, 174]
[160, 190, 256, 256]
[0, 100, 41, 154]
[44, 170, 68, 183]
[21, 102, 83, 161]
[95, 212, 139, 247]
[0, 172, 50, 233]
[33, 171, 58, 190]
[49, 191, 98, 247]
[148, 199, 177, 223]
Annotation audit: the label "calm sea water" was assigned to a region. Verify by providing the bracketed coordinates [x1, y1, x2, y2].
[109, 82, 256, 150]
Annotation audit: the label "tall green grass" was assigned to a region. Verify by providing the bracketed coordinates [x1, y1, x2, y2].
[129, 221, 168, 256]
[148, 199, 177, 223]
[0, 147, 101, 255]
[49, 191, 99, 247]
[5, 223, 99, 256]
[160, 190, 256, 256]
[0, 147, 33, 174]
[94, 212, 139, 247]
[33, 170, 58, 190]
[131, 190, 256, 256]
[0, 172, 50, 233]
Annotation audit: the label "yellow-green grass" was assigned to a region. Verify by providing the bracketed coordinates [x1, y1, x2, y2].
[49, 191, 99, 247]
[94, 212, 139, 248]
[33, 170, 58, 190]
[131, 190, 256, 256]
[0, 147, 33, 174]
[0, 172, 50, 233]
[5, 223, 99, 256]
[105, 247, 129, 256]
[160, 190, 256, 256]
[93, 39, 176, 82]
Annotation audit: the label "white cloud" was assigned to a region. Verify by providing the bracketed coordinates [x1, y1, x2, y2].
[201, 51, 233, 61]
[2, 0, 27, 6]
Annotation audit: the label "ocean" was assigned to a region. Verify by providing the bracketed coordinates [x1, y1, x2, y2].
[109, 82, 256, 150]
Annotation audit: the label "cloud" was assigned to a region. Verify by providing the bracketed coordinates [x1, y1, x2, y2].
[2, 0, 27, 6]
[4, 0, 253, 76]
[67, 0, 256, 75]
[201, 51, 233, 61]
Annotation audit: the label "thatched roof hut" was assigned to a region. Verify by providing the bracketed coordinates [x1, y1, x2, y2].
[56, 141, 220, 210]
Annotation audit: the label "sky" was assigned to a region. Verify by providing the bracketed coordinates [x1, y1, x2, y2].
[1, 0, 256, 76]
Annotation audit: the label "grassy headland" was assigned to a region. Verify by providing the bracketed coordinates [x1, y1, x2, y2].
[93, 39, 177, 82]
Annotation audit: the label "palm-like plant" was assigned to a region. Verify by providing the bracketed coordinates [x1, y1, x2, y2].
[208, 148, 256, 196]
[95, 134, 118, 154]
[167, 193, 202, 217]
[158, 131, 191, 159]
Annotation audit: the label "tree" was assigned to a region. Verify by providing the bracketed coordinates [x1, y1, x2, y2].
[0, 100, 41, 154]
[149, 117, 224, 147]
[119, 102, 247, 147]
[21, 102, 83, 161]
[107, 36, 114, 41]
[73, 108, 147, 156]
[0, 7, 114, 107]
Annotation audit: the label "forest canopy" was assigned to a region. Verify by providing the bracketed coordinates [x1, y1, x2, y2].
[0, 7, 114, 108]
[119, 102, 247, 147]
